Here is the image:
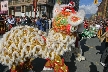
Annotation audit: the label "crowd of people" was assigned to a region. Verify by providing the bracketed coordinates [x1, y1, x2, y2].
[83, 17, 108, 72]
[83, 18, 108, 36]
[0, 14, 52, 33]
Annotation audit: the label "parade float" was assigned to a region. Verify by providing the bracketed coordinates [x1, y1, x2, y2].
[0, 1, 85, 72]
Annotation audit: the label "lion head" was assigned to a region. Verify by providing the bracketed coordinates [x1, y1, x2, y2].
[52, 2, 85, 34]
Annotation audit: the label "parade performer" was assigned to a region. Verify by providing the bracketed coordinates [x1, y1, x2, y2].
[81, 22, 99, 39]
[84, 20, 88, 29]
[0, 1, 85, 72]
[98, 22, 108, 72]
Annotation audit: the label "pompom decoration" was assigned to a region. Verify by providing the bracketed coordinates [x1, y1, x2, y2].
[0, 1, 85, 72]
[52, 12, 72, 34]
[45, 55, 68, 72]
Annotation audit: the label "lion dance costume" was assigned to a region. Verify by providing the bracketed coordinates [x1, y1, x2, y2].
[0, 1, 85, 72]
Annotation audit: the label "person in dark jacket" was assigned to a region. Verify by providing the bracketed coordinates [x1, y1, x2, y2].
[36, 17, 42, 30]
[40, 14, 49, 32]
[0, 15, 4, 20]
[24, 16, 32, 26]
[100, 20, 108, 72]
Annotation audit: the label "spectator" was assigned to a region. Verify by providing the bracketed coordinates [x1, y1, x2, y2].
[7, 15, 16, 30]
[100, 20, 108, 72]
[21, 17, 25, 26]
[31, 18, 36, 27]
[36, 17, 42, 30]
[24, 16, 32, 26]
[40, 14, 48, 32]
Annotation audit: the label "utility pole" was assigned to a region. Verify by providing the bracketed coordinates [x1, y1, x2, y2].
[33, 0, 38, 18]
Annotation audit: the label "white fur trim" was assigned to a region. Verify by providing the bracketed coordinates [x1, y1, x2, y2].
[68, 10, 85, 26]
[53, 3, 61, 18]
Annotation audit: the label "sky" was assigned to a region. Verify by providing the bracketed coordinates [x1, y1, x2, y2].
[79, 0, 102, 14]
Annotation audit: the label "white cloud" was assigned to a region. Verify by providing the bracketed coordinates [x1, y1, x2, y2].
[79, 2, 101, 14]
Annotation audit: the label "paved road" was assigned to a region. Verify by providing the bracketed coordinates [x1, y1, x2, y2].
[0, 35, 105, 72]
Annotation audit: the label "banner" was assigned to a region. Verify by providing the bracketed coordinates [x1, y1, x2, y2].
[1, 1, 8, 11]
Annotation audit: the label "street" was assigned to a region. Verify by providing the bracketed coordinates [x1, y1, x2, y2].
[0, 36, 104, 72]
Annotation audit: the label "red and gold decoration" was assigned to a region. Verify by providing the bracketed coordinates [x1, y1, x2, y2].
[11, 58, 33, 72]
[45, 55, 68, 72]
[52, 12, 71, 34]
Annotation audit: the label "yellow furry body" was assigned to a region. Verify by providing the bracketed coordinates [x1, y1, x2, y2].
[0, 26, 76, 69]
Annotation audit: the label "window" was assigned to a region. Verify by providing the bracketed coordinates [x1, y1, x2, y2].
[41, 6, 45, 11]
[22, 0, 24, 2]
[26, 6, 31, 12]
[22, 6, 24, 12]
[16, 6, 21, 12]
[48, 0, 53, 3]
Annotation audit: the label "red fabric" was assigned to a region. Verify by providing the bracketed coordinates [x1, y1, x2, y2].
[62, 6, 76, 14]
[106, 27, 108, 32]
[42, 36, 46, 42]
[84, 23, 88, 29]
[58, 69, 64, 72]
[9, 24, 12, 30]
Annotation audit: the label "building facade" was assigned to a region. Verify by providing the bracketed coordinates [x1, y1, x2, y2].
[8, 0, 56, 18]
[0, 0, 79, 18]
[97, 0, 108, 18]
